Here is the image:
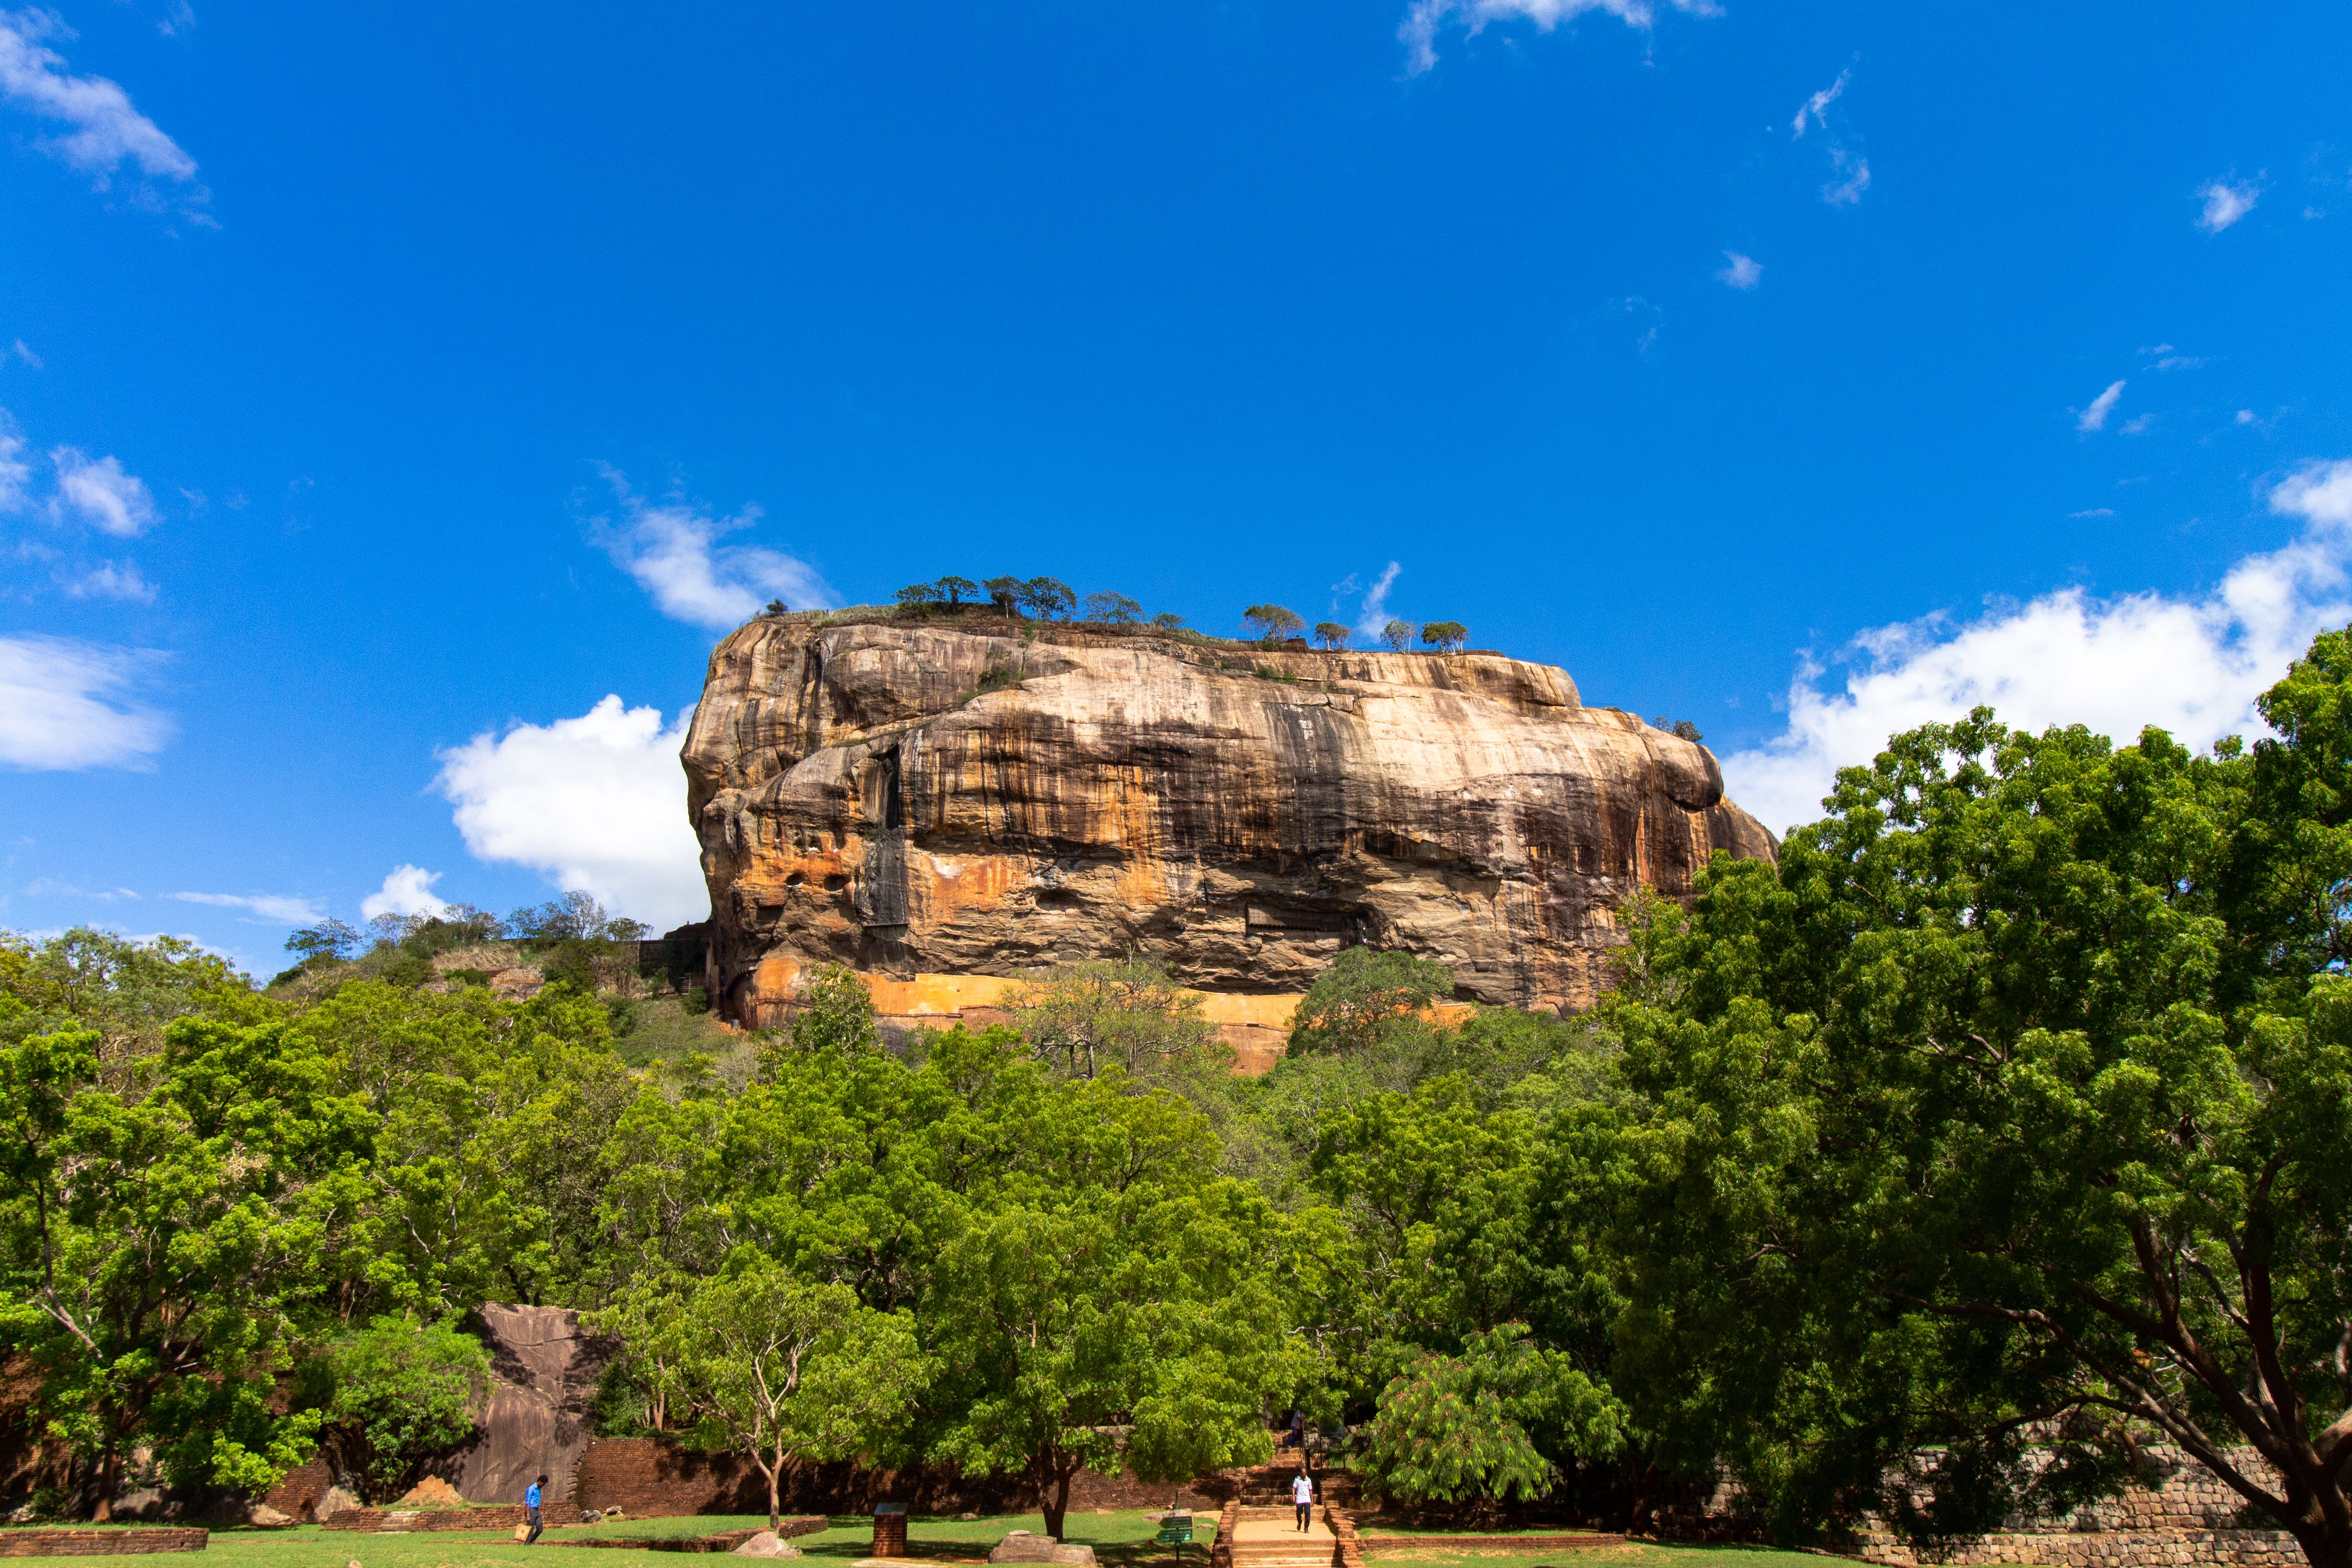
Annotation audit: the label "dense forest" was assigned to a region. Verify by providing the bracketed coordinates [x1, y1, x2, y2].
[5, 630, 2352, 1568]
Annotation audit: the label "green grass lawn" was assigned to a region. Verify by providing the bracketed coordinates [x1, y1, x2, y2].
[0, 1510, 1215, 1568]
[1360, 1545, 1816, 1568]
[0, 1515, 1820, 1568]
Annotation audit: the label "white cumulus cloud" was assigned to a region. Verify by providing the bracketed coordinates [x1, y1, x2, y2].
[589, 466, 833, 632]
[435, 695, 707, 929]
[0, 634, 172, 769]
[2077, 379, 2126, 433]
[361, 864, 450, 921]
[1397, 0, 1712, 76]
[49, 446, 157, 535]
[2196, 176, 2260, 233]
[167, 890, 322, 924]
[1722, 457, 2352, 835]
[1716, 251, 1762, 289]
[0, 9, 203, 196]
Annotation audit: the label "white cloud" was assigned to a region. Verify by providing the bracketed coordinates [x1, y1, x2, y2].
[10, 339, 38, 368]
[435, 695, 707, 929]
[2077, 379, 2126, 433]
[49, 446, 157, 535]
[1722, 458, 2352, 834]
[0, 635, 172, 769]
[1352, 560, 1405, 640]
[0, 9, 202, 194]
[2120, 412, 2158, 436]
[1716, 251, 1762, 289]
[168, 890, 322, 924]
[2068, 507, 2116, 519]
[64, 559, 154, 602]
[1397, 0, 1712, 75]
[1791, 69, 1847, 137]
[1822, 147, 1871, 206]
[2196, 176, 2260, 233]
[361, 864, 450, 921]
[589, 466, 832, 632]
[0, 417, 29, 511]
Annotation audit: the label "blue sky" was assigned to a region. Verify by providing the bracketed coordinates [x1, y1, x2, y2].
[4, 0, 2350, 975]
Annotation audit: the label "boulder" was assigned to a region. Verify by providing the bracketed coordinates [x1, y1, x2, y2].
[448, 1303, 621, 1508]
[990, 1531, 1059, 1564]
[1051, 1548, 1096, 1566]
[733, 1531, 803, 1558]
[246, 1504, 295, 1528]
[394, 1477, 469, 1508]
[316, 1485, 363, 1520]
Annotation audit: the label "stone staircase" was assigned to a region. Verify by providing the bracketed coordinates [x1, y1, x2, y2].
[1231, 1449, 1361, 1508]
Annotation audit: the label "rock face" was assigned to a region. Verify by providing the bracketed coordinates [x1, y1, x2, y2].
[684, 615, 1777, 1025]
[449, 1304, 618, 1508]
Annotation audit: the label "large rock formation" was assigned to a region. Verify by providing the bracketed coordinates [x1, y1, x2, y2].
[682, 613, 1776, 1028]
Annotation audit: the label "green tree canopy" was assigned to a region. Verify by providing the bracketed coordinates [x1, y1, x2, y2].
[1599, 638, 2352, 1567]
[314, 1315, 492, 1501]
[1289, 948, 1455, 1058]
[1243, 604, 1305, 643]
[1313, 622, 1351, 650]
[667, 1260, 924, 1529]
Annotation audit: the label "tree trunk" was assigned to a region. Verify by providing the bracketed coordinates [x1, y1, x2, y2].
[91, 1440, 121, 1523]
[1041, 1459, 1075, 1540]
[2289, 1512, 2352, 1568]
[763, 1455, 782, 1533]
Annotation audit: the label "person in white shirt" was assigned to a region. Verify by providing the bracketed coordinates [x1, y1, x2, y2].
[1292, 1470, 1314, 1533]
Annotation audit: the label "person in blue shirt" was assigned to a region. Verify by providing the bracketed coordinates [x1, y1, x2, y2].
[525, 1475, 547, 1544]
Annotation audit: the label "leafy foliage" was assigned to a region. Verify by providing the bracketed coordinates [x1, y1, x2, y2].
[1356, 1325, 1622, 1508]
[1243, 604, 1305, 643]
[315, 1316, 492, 1501]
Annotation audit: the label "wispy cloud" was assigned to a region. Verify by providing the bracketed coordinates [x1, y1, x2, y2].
[1791, 69, 1847, 137]
[361, 864, 449, 921]
[1723, 457, 2352, 834]
[436, 696, 707, 928]
[1715, 251, 1762, 289]
[1351, 561, 1404, 640]
[0, 416, 29, 511]
[2077, 379, 2126, 433]
[63, 559, 154, 601]
[2196, 175, 2260, 233]
[49, 446, 157, 534]
[1822, 146, 1871, 206]
[9, 339, 38, 368]
[588, 466, 833, 631]
[169, 889, 322, 924]
[2068, 508, 2116, 519]
[1397, 0, 1714, 76]
[0, 635, 172, 769]
[0, 8, 207, 212]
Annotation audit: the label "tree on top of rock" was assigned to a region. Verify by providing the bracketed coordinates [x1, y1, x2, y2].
[983, 576, 1023, 616]
[935, 575, 978, 606]
[1379, 618, 1416, 652]
[1083, 591, 1142, 624]
[1019, 577, 1077, 620]
[1243, 604, 1304, 644]
[1420, 621, 1468, 652]
[1313, 622, 1351, 650]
